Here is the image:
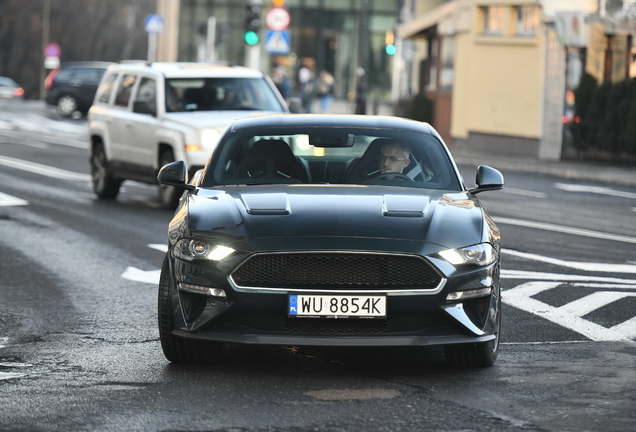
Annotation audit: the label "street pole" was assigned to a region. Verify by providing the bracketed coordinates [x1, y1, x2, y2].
[40, 0, 51, 100]
[355, 0, 369, 114]
[206, 16, 217, 62]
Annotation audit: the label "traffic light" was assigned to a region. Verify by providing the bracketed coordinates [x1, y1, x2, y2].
[244, 1, 262, 45]
[385, 30, 396, 55]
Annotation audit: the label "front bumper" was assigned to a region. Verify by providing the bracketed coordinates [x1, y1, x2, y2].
[167, 248, 500, 347]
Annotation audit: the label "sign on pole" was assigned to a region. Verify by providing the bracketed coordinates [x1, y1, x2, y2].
[145, 15, 164, 63]
[145, 14, 164, 34]
[264, 30, 291, 54]
[265, 7, 291, 31]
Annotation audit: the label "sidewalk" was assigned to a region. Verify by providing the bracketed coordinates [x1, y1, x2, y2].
[323, 98, 636, 188]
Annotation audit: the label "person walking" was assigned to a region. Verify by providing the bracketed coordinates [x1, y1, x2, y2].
[316, 69, 335, 113]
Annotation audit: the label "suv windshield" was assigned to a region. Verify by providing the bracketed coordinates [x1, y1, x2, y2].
[165, 77, 283, 112]
[203, 127, 462, 191]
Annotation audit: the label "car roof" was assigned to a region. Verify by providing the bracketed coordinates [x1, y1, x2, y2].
[227, 114, 439, 136]
[105, 62, 265, 79]
[60, 61, 115, 70]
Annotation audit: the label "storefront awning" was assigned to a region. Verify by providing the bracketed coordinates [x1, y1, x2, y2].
[398, 0, 470, 39]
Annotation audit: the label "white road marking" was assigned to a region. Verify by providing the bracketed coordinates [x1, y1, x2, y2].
[148, 244, 168, 253]
[501, 187, 546, 199]
[503, 281, 636, 341]
[502, 249, 636, 274]
[121, 266, 161, 284]
[0, 155, 90, 182]
[493, 217, 636, 245]
[557, 291, 636, 316]
[502, 269, 636, 285]
[0, 191, 28, 207]
[555, 182, 636, 200]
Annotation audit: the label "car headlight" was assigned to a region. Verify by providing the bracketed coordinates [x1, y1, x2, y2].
[201, 129, 221, 150]
[173, 239, 235, 261]
[437, 243, 497, 266]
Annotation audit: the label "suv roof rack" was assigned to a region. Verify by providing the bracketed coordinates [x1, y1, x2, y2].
[118, 60, 152, 66]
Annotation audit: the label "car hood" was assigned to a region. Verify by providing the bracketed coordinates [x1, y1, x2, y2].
[163, 110, 281, 131]
[184, 185, 485, 250]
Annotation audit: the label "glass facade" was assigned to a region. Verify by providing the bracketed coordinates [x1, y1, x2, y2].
[177, 0, 399, 102]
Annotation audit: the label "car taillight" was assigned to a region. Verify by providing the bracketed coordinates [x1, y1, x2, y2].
[14, 87, 24, 97]
[44, 68, 60, 90]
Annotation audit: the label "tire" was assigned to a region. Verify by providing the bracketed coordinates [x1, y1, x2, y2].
[56, 94, 78, 118]
[157, 149, 183, 209]
[90, 143, 122, 199]
[158, 254, 211, 363]
[444, 291, 501, 367]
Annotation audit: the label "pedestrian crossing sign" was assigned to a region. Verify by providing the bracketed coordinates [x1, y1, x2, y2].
[265, 30, 291, 54]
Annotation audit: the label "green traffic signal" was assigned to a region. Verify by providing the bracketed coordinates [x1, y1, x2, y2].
[385, 44, 396, 55]
[244, 31, 259, 45]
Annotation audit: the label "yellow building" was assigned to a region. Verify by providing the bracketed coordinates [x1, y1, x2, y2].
[399, 0, 601, 160]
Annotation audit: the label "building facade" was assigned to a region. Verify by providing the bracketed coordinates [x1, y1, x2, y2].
[157, 0, 401, 105]
[397, 0, 634, 159]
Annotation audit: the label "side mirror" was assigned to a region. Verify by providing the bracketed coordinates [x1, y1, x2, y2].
[133, 100, 156, 116]
[468, 165, 504, 194]
[158, 160, 195, 190]
[287, 97, 302, 114]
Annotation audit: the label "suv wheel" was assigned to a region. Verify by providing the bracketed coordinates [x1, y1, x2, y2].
[158, 149, 183, 209]
[56, 94, 78, 118]
[91, 143, 121, 199]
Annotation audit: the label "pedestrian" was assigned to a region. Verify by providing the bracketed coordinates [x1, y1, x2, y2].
[316, 69, 335, 113]
[298, 66, 316, 113]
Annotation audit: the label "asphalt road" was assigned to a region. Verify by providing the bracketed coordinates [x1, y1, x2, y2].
[0, 100, 634, 432]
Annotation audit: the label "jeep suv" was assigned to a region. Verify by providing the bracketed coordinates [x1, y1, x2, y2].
[88, 62, 288, 207]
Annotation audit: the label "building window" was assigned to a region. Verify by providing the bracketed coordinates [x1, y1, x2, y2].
[483, 6, 505, 35]
[516, 6, 537, 36]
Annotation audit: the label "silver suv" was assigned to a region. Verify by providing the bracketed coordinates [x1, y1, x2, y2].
[88, 62, 288, 207]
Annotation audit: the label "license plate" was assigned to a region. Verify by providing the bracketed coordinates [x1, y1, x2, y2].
[288, 294, 386, 318]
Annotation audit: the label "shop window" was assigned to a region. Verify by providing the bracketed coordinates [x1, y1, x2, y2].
[482, 6, 505, 35]
[516, 6, 537, 36]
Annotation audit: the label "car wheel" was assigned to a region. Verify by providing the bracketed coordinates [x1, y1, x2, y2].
[158, 254, 211, 363]
[90, 143, 121, 199]
[444, 289, 501, 367]
[157, 149, 183, 209]
[56, 94, 77, 118]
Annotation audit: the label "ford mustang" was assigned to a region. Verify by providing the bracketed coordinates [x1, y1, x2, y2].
[157, 114, 504, 366]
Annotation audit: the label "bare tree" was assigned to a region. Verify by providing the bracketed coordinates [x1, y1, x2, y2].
[0, 0, 155, 99]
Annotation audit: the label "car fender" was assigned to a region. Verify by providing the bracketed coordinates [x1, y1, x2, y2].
[155, 123, 188, 169]
[87, 117, 112, 159]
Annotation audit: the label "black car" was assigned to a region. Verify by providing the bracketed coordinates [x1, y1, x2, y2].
[45, 62, 113, 117]
[157, 114, 504, 366]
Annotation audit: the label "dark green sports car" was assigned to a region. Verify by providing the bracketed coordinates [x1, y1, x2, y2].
[157, 114, 504, 366]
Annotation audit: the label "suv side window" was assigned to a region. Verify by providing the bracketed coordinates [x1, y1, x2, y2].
[114, 74, 137, 107]
[54, 68, 75, 82]
[96, 73, 118, 104]
[74, 68, 104, 84]
[133, 77, 157, 115]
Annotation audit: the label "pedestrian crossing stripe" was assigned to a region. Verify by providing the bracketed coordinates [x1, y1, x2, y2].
[503, 281, 636, 342]
[265, 30, 290, 54]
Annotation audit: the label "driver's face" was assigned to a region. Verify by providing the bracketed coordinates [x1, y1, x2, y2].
[379, 144, 410, 174]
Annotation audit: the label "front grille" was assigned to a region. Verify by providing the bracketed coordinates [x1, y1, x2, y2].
[231, 252, 442, 290]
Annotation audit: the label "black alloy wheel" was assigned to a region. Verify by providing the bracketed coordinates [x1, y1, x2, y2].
[444, 286, 501, 367]
[90, 143, 122, 199]
[158, 254, 217, 363]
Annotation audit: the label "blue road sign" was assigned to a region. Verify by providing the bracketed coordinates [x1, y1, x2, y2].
[264, 30, 291, 55]
[145, 15, 164, 34]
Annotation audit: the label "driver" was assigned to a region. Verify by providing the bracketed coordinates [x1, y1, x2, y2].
[379, 142, 411, 175]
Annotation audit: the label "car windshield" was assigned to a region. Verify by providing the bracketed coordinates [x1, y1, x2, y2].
[165, 77, 283, 112]
[201, 127, 462, 191]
